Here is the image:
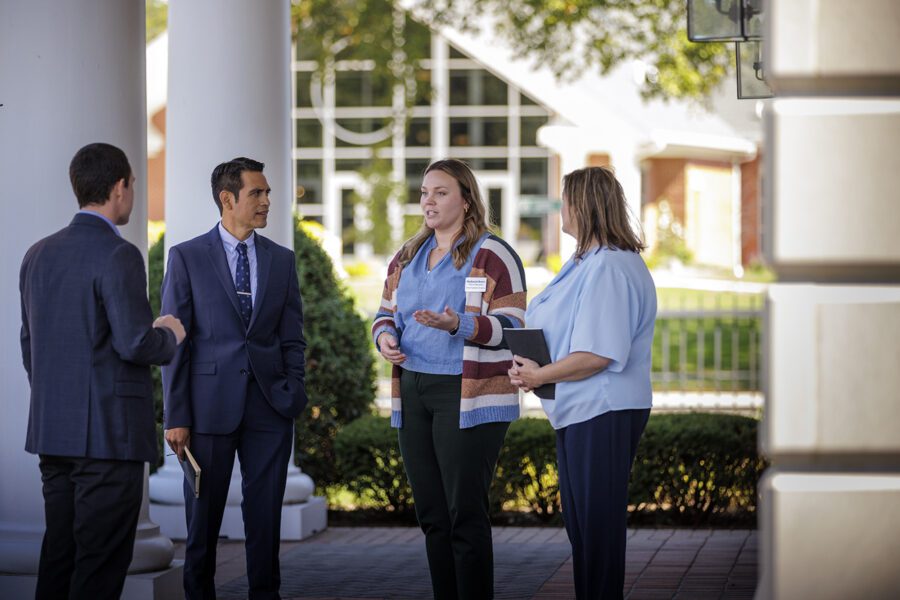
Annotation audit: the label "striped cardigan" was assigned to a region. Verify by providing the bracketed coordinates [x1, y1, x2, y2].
[372, 234, 527, 428]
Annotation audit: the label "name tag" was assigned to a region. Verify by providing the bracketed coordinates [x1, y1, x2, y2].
[465, 277, 487, 293]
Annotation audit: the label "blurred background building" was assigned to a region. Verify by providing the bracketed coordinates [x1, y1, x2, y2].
[146, 17, 763, 275]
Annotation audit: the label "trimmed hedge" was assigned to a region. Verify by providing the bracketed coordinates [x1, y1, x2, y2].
[629, 412, 764, 521]
[292, 223, 377, 486]
[491, 418, 560, 521]
[332, 413, 764, 524]
[333, 415, 414, 513]
[149, 234, 165, 471]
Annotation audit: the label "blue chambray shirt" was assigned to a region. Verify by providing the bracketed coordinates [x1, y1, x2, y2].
[525, 247, 657, 429]
[218, 222, 257, 305]
[391, 233, 489, 375]
[78, 210, 120, 236]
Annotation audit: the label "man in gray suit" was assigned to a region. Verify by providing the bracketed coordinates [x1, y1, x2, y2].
[19, 142, 186, 599]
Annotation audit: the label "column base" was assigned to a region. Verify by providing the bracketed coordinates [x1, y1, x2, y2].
[149, 495, 328, 541]
[0, 561, 184, 600]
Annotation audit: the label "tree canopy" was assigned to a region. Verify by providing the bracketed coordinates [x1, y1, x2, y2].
[292, 0, 732, 101]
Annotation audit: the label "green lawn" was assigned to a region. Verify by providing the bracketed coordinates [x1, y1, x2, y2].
[653, 316, 761, 391]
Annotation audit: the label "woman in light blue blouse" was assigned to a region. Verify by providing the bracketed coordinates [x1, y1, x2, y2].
[509, 166, 656, 600]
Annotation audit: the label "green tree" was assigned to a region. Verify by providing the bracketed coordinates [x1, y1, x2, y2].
[146, 0, 168, 43]
[293, 0, 731, 101]
[350, 152, 404, 255]
[292, 0, 431, 86]
[410, 0, 731, 100]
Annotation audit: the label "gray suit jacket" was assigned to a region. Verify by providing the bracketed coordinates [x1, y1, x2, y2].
[20, 213, 176, 463]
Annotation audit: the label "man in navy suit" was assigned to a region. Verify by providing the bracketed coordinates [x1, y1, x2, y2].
[19, 142, 186, 599]
[161, 157, 308, 600]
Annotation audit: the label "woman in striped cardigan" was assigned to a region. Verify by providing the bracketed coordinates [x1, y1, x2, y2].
[372, 159, 526, 600]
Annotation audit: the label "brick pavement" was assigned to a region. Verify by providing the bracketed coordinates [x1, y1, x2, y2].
[171, 527, 757, 599]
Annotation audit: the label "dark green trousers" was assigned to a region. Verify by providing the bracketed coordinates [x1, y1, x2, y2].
[398, 369, 509, 600]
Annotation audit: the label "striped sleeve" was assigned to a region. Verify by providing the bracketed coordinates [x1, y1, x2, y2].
[372, 254, 402, 345]
[468, 236, 527, 347]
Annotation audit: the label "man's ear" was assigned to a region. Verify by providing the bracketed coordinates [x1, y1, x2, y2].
[110, 178, 126, 202]
[219, 189, 233, 211]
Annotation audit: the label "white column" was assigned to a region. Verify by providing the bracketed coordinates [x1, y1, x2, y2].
[0, 0, 177, 593]
[609, 148, 642, 237]
[321, 63, 340, 241]
[506, 85, 521, 246]
[164, 0, 293, 250]
[390, 84, 407, 250]
[536, 125, 589, 260]
[760, 1, 900, 597]
[153, 0, 325, 542]
[431, 34, 450, 161]
[730, 161, 743, 278]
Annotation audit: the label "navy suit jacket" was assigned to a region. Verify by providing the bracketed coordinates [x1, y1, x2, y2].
[160, 225, 307, 434]
[19, 213, 177, 463]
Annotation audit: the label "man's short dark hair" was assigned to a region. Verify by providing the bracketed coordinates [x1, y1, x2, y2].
[69, 143, 132, 208]
[211, 157, 265, 214]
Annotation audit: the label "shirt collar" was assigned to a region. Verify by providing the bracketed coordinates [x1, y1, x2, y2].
[78, 209, 120, 236]
[218, 221, 255, 250]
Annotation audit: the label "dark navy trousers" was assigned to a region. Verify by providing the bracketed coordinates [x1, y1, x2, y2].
[556, 408, 650, 600]
[36, 456, 144, 600]
[183, 379, 294, 600]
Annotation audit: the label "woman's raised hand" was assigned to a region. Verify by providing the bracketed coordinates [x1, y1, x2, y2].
[413, 306, 460, 332]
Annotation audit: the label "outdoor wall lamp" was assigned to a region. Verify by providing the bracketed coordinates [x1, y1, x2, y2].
[736, 40, 773, 99]
[687, 0, 772, 98]
[687, 0, 763, 42]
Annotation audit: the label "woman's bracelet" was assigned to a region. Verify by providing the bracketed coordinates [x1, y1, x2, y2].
[449, 314, 460, 335]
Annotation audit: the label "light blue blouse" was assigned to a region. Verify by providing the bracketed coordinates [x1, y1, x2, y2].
[525, 247, 657, 429]
[391, 233, 489, 375]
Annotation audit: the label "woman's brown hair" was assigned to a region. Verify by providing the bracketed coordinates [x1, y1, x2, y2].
[397, 159, 489, 269]
[562, 166, 646, 257]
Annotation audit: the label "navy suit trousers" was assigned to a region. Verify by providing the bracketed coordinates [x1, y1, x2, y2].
[556, 408, 650, 600]
[182, 379, 294, 600]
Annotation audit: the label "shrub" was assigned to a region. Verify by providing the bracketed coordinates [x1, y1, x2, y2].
[149, 234, 165, 472]
[329, 412, 763, 525]
[293, 221, 377, 486]
[491, 418, 560, 522]
[333, 415, 413, 513]
[629, 412, 764, 522]
[330, 415, 558, 520]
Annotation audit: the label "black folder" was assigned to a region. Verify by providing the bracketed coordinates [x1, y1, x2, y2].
[502, 328, 555, 400]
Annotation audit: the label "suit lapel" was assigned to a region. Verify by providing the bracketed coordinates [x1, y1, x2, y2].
[249, 235, 271, 332]
[205, 227, 243, 323]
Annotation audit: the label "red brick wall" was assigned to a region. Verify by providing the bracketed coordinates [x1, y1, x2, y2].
[587, 153, 610, 167]
[147, 107, 166, 221]
[644, 158, 687, 222]
[741, 155, 761, 265]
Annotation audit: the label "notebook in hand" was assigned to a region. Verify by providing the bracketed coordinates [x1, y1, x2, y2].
[179, 446, 202, 498]
[502, 328, 555, 400]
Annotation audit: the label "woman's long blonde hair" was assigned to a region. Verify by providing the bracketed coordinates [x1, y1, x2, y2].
[397, 159, 489, 269]
[563, 166, 646, 257]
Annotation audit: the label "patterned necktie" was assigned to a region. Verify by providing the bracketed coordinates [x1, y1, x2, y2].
[235, 242, 252, 327]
